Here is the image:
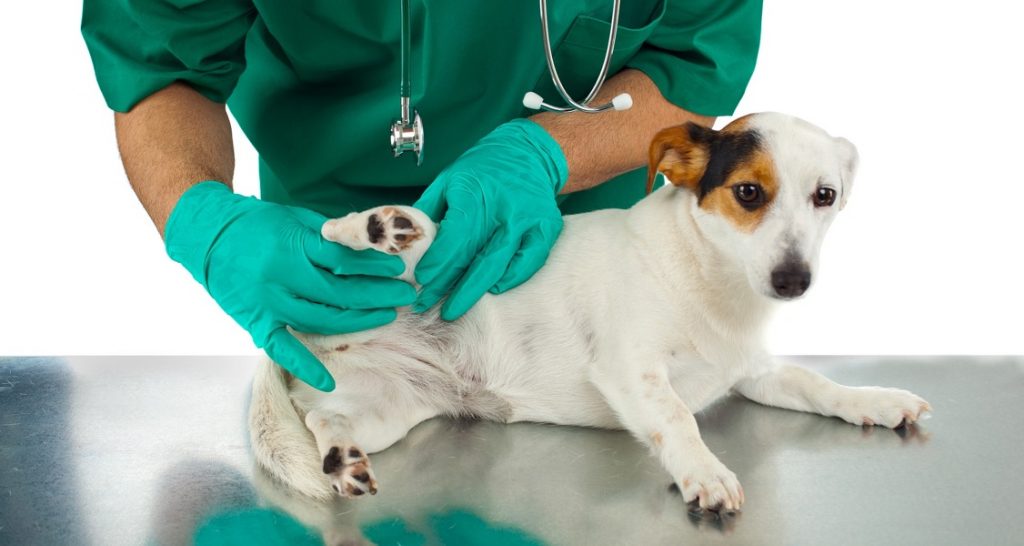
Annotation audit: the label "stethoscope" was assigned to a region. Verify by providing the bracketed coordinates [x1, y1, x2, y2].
[390, 0, 633, 165]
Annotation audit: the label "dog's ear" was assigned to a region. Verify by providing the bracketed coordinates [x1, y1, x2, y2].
[833, 136, 859, 210]
[646, 122, 716, 194]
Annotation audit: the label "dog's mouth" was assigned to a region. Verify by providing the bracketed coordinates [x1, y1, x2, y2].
[768, 291, 808, 302]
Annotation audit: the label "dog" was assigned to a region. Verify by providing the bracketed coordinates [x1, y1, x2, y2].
[249, 112, 931, 514]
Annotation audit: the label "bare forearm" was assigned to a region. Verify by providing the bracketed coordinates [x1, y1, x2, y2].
[531, 69, 714, 193]
[114, 82, 235, 237]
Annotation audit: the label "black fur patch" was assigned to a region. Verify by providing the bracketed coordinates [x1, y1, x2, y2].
[367, 214, 385, 244]
[323, 447, 342, 474]
[686, 123, 762, 202]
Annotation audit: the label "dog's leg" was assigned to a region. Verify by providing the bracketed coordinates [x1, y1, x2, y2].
[734, 364, 932, 428]
[591, 365, 744, 513]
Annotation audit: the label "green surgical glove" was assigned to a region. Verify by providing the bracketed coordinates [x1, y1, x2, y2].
[165, 182, 416, 391]
[413, 119, 568, 320]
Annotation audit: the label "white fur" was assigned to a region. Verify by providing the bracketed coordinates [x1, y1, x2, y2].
[249, 113, 930, 511]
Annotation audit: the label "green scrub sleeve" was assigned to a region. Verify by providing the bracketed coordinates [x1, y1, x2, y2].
[627, 0, 762, 117]
[81, 0, 256, 112]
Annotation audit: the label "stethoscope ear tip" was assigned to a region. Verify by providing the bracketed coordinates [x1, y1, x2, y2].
[522, 91, 633, 113]
[523, 92, 545, 110]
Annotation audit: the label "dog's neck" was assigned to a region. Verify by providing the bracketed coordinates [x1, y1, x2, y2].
[626, 185, 775, 333]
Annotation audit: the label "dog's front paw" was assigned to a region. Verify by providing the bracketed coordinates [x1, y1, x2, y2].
[675, 455, 744, 514]
[834, 387, 932, 429]
[323, 445, 378, 498]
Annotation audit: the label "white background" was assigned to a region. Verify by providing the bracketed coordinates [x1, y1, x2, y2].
[1, 2, 1022, 356]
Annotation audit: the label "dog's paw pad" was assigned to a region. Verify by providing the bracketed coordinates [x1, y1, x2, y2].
[366, 207, 424, 254]
[323, 445, 378, 498]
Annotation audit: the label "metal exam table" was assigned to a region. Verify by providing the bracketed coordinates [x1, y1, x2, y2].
[1, 356, 1021, 545]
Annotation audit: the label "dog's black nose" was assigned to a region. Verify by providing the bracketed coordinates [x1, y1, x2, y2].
[771, 266, 811, 298]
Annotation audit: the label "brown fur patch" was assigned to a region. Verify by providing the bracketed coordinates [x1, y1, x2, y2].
[646, 124, 712, 193]
[697, 146, 778, 233]
[667, 405, 689, 424]
[651, 432, 664, 447]
[641, 372, 661, 384]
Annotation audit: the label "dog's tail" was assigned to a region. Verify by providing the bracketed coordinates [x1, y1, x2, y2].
[249, 358, 334, 500]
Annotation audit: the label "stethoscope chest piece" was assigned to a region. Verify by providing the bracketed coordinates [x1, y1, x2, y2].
[390, 0, 423, 165]
[390, 107, 423, 165]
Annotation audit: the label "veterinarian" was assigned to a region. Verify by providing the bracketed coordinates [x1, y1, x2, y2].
[82, 1, 761, 391]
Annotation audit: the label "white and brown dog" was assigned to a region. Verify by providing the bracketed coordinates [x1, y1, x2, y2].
[249, 112, 931, 514]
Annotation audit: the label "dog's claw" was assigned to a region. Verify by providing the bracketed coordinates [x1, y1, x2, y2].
[686, 497, 740, 523]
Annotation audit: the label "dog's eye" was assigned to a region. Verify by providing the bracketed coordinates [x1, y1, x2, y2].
[733, 183, 764, 210]
[813, 187, 837, 207]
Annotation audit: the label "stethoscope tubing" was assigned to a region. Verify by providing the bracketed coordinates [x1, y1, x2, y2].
[538, 0, 621, 113]
[399, 0, 412, 121]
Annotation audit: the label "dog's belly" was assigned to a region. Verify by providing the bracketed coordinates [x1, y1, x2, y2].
[443, 321, 616, 428]
[482, 359, 622, 429]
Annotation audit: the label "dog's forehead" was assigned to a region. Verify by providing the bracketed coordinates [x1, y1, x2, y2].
[741, 113, 841, 184]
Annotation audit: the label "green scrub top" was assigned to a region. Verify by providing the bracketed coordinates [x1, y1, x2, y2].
[82, 0, 761, 218]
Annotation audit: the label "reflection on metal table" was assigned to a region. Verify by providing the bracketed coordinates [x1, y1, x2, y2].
[1, 356, 1022, 545]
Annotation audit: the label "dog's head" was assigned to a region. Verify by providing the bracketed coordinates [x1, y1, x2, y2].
[647, 112, 858, 300]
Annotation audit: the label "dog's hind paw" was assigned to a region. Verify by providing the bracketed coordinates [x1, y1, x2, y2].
[363, 206, 426, 254]
[322, 206, 430, 255]
[323, 445, 378, 498]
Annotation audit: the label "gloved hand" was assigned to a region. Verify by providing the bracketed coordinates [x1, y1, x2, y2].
[412, 118, 568, 320]
[165, 182, 416, 391]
